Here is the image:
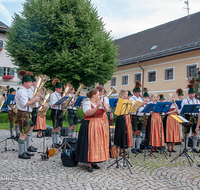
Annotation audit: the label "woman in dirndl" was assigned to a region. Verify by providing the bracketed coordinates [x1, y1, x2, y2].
[145, 94, 165, 152]
[163, 93, 182, 152]
[114, 89, 133, 156]
[75, 89, 110, 172]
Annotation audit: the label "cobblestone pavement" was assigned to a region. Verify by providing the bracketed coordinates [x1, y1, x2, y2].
[0, 129, 200, 190]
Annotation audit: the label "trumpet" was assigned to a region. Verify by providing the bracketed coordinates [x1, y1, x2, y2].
[0, 86, 7, 110]
[32, 74, 50, 108]
[61, 83, 72, 114]
[107, 87, 117, 98]
[38, 89, 53, 117]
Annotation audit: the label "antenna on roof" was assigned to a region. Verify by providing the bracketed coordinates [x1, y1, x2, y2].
[182, 0, 190, 20]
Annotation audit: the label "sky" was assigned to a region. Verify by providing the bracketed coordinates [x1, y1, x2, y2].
[0, 0, 200, 39]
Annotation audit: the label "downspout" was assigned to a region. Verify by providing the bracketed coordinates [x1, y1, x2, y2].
[137, 61, 144, 96]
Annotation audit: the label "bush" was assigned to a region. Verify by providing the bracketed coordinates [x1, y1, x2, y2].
[77, 108, 84, 119]
[0, 113, 9, 123]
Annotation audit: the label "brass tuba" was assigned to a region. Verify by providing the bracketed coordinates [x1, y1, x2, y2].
[0, 86, 7, 110]
[63, 83, 85, 115]
[32, 74, 50, 108]
[107, 87, 117, 98]
[38, 89, 53, 117]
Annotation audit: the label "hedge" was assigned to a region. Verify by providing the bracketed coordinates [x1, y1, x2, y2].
[0, 113, 9, 123]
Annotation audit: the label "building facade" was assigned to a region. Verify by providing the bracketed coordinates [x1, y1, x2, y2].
[0, 21, 21, 90]
[104, 12, 200, 100]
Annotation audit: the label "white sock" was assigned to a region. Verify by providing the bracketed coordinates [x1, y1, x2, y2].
[132, 135, 136, 149]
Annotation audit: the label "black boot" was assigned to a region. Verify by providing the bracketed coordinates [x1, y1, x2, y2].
[18, 153, 31, 159]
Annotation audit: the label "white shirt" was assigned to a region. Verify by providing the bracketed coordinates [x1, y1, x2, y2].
[15, 86, 30, 112]
[129, 95, 143, 116]
[82, 101, 104, 114]
[28, 86, 39, 109]
[67, 93, 77, 110]
[100, 96, 109, 109]
[181, 97, 200, 115]
[50, 91, 62, 110]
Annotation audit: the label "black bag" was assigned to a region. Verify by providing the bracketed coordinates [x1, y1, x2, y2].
[60, 127, 68, 137]
[61, 149, 78, 167]
[61, 138, 77, 149]
[42, 125, 52, 137]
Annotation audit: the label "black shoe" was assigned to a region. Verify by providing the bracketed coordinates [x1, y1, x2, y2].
[136, 149, 143, 153]
[18, 153, 31, 159]
[25, 152, 34, 156]
[131, 148, 137, 154]
[37, 135, 43, 138]
[54, 143, 59, 148]
[167, 149, 172, 152]
[27, 146, 37, 152]
[86, 166, 93, 172]
[198, 164, 200, 167]
[192, 148, 200, 153]
[31, 145, 38, 150]
[171, 149, 176, 153]
[91, 164, 100, 169]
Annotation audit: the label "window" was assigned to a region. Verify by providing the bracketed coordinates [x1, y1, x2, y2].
[0, 40, 3, 50]
[148, 70, 156, 82]
[111, 76, 117, 87]
[164, 67, 174, 80]
[0, 67, 14, 77]
[134, 73, 141, 84]
[186, 64, 197, 78]
[122, 75, 128, 86]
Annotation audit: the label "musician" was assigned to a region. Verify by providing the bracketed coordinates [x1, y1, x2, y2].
[67, 86, 78, 138]
[76, 89, 110, 172]
[50, 78, 66, 148]
[114, 89, 133, 156]
[27, 73, 39, 152]
[163, 93, 182, 152]
[15, 70, 40, 159]
[7, 88, 19, 139]
[129, 81, 147, 154]
[145, 94, 165, 152]
[181, 84, 200, 153]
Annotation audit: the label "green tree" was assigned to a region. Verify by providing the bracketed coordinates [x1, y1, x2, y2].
[6, 0, 118, 88]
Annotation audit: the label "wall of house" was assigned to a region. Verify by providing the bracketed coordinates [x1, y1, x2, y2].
[104, 50, 200, 100]
[0, 32, 21, 90]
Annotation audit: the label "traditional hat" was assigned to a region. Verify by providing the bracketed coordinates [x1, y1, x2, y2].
[176, 88, 184, 96]
[18, 70, 32, 83]
[10, 88, 16, 93]
[159, 94, 165, 100]
[143, 88, 149, 97]
[133, 80, 141, 92]
[27, 71, 36, 82]
[187, 84, 195, 94]
[128, 91, 133, 96]
[52, 78, 63, 88]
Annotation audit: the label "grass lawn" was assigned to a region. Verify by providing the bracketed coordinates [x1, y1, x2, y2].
[0, 120, 81, 131]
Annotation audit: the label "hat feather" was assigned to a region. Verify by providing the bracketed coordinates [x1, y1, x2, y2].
[135, 80, 141, 88]
[27, 71, 33, 76]
[159, 94, 164, 97]
[52, 78, 60, 86]
[18, 70, 27, 78]
[187, 84, 194, 89]
[143, 88, 148, 92]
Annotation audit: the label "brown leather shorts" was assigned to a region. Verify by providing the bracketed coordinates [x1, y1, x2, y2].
[16, 110, 30, 134]
[8, 110, 17, 126]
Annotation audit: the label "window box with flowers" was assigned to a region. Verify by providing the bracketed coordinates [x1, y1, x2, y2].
[2, 74, 14, 80]
[187, 67, 200, 99]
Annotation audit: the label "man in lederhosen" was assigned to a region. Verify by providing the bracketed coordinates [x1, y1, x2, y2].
[130, 81, 147, 154]
[15, 70, 40, 159]
[181, 84, 199, 153]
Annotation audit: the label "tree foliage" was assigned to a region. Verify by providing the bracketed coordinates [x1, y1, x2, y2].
[6, 0, 118, 88]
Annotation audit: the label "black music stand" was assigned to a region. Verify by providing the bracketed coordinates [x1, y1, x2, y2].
[171, 104, 200, 167]
[153, 102, 172, 159]
[0, 95, 16, 152]
[107, 99, 133, 174]
[134, 103, 157, 160]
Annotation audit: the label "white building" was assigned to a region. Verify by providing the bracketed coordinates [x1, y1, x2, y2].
[0, 21, 21, 91]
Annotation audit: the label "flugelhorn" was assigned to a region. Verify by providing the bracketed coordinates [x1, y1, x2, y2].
[107, 87, 117, 98]
[32, 74, 50, 108]
[38, 89, 53, 117]
[0, 86, 7, 110]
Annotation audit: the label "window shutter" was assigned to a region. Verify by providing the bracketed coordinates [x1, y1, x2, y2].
[0, 67, 3, 76]
[11, 68, 15, 77]
[164, 69, 167, 80]
[0, 40, 3, 50]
